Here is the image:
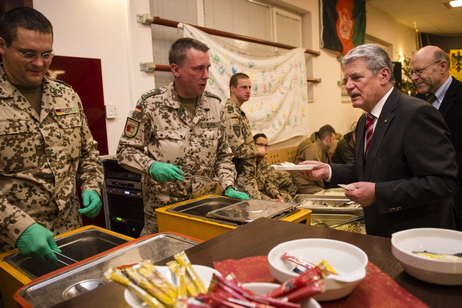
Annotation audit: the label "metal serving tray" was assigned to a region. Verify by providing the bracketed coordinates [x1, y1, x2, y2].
[17, 232, 200, 308]
[5, 228, 129, 279]
[206, 199, 298, 223]
[294, 194, 363, 215]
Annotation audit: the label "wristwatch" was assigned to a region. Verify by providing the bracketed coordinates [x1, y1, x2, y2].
[225, 185, 234, 191]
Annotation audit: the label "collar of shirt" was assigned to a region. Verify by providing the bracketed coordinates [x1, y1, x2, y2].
[433, 76, 453, 109]
[367, 87, 393, 130]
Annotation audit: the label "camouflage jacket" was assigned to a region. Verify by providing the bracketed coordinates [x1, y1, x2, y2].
[117, 82, 236, 212]
[256, 158, 297, 201]
[223, 99, 259, 160]
[0, 67, 103, 251]
[223, 99, 262, 198]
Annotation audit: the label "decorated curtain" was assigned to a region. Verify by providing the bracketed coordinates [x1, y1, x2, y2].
[321, 0, 366, 55]
[182, 24, 309, 144]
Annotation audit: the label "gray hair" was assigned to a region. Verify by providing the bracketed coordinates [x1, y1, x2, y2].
[342, 44, 395, 83]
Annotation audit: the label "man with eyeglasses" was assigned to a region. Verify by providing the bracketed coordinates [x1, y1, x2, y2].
[411, 46, 462, 229]
[0, 8, 103, 262]
[223, 73, 263, 199]
[301, 44, 458, 237]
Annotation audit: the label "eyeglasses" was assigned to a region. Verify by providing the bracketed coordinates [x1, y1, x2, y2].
[3, 38, 54, 61]
[255, 143, 269, 148]
[410, 61, 441, 76]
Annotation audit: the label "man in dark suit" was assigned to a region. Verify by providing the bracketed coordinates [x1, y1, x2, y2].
[410, 46, 462, 229]
[301, 44, 459, 238]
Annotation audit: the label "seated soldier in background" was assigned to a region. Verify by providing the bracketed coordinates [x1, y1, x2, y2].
[295, 129, 341, 161]
[291, 125, 337, 194]
[254, 133, 298, 202]
[332, 122, 356, 164]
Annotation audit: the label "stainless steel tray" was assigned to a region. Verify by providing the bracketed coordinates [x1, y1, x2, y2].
[294, 194, 363, 215]
[311, 213, 364, 233]
[206, 199, 297, 223]
[17, 232, 200, 308]
[5, 228, 129, 278]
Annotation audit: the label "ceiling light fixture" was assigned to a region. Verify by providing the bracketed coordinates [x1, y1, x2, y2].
[449, 0, 462, 7]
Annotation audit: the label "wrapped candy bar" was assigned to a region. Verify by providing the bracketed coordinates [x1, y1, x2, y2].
[174, 251, 208, 294]
[104, 268, 163, 308]
[266, 266, 323, 298]
[123, 267, 175, 307]
[281, 253, 317, 271]
[279, 281, 325, 303]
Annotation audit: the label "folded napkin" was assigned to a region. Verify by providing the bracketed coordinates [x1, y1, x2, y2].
[213, 256, 428, 308]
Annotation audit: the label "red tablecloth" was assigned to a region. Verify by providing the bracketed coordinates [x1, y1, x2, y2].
[213, 256, 428, 308]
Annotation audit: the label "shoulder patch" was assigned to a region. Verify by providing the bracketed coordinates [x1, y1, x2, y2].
[204, 91, 222, 102]
[124, 117, 140, 138]
[141, 87, 165, 100]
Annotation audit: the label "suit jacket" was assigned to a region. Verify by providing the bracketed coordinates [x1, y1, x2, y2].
[415, 77, 462, 178]
[331, 88, 459, 237]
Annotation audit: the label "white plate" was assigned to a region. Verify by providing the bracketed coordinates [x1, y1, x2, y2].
[271, 164, 316, 170]
[125, 265, 220, 308]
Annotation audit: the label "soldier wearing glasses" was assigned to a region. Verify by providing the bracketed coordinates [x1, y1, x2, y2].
[0, 8, 103, 262]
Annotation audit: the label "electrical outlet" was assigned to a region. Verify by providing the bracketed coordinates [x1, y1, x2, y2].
[105, 105, 117, 119]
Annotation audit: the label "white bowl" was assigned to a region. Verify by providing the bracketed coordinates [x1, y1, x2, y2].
[391, 228, 462, 285]
[125, 264, 220, 308]
[267, 238, 368, 301]
[242, 282, 321, 308]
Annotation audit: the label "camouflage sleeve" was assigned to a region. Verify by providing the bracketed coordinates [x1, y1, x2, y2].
[117, 99, 156, 176]
[0, 191, 36, 249]
[214, 109, 237, 190]
[75, 96, 104, 194]
[223, 103, 258, 160]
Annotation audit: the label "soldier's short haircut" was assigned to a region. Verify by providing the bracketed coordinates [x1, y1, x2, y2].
[168, 37, 209, 66]
[229, 73, 250, 89]
[253, 133, 267, 142]
[0, 7, 53, 46]
[317, 124, 336, 140]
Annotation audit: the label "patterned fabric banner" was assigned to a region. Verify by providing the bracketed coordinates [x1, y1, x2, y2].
[450, 49, 462, 82]
[321, 0, 366, 55]
[182, 24, 309, 145]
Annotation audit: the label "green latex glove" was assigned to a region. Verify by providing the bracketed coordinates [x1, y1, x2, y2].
[16, 223, 61, 263]
[149, 161, 184, 182]
[78, 190, 102, 218]
[224, 188, 251, 200]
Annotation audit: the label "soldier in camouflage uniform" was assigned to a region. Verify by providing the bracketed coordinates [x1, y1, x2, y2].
[254, 134, 298, 202]
[117, 38, 249, 236]
[0, 8, 103, 262]
[223, 73, 262, 199]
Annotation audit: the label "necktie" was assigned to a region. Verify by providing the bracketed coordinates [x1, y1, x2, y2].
[365, 113, 375, 154]
[426, 93, 436, 104]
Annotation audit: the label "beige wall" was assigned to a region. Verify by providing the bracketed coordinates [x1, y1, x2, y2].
[34, 0, 416, 154]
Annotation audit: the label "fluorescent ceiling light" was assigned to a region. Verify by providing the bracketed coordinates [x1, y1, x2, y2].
[449, 0, 462, 7]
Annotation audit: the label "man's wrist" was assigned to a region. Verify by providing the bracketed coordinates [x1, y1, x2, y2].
[225, 185, 235, 191]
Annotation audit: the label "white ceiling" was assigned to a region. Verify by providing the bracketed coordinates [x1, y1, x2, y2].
[367, 0, 462, 36]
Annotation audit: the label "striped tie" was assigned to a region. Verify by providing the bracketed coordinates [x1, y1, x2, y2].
[426, 93, 436, 104]
[365, 113, 375, 154]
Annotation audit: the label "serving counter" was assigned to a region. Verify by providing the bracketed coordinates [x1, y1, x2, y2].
[37, 218, 462, 308]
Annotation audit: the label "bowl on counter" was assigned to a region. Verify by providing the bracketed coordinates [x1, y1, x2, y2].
[391, 228, 462, 285]
[267, 238, 368, 301]
[242, 282, 321, 308]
